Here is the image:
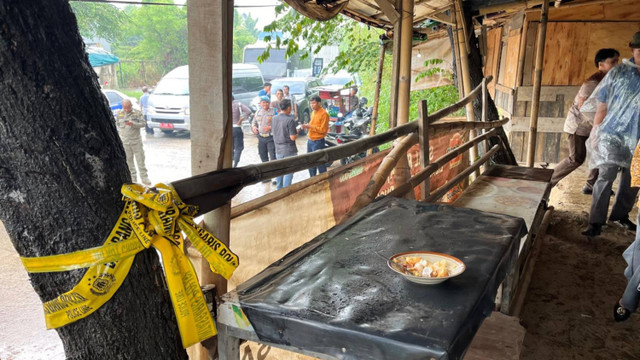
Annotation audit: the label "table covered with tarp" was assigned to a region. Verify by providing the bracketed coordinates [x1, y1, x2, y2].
[218, 196, 527, 360]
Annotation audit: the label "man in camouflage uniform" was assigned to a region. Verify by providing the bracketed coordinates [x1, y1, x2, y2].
[116, 99, 151, 184]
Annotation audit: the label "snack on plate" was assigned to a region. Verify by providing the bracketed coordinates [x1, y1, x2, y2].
[393, 256, 450, 278]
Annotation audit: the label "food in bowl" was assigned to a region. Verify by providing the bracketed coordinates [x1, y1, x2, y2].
[393, 256, 451, 278]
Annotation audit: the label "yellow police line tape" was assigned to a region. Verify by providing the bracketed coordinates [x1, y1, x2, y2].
[20, 183, 239, 348]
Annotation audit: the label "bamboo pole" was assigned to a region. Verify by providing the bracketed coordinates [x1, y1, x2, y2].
[389, 0, 402, 129]
[368, 42, 387, 155]
[526, 0, 549, 167]
[387, 129, 498, 198]
[454, 0, 480, 179]
[418, 100, 430, 199]
[339, 133, 419, 223]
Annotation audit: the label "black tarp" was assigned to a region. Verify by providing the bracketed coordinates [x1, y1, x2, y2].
[237, 197, 527, 360]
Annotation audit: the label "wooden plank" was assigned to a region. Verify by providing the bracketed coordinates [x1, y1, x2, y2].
[541, 22, 590, 85]
[503, 28, 522, 88]
[485, 27, 503, 98]
[604, 0, 640, 20]
[511, 116, 565, 133]
[516, 85, 579, 101]
[526, 0, 640, 21]
[465, 312, 526, 360]
[495, 83, 514, 94]
[498, 39, 508, 85]
[373, 0, 399, 23]
[522, 22, 538, 86]
[581, 22, 640, 82]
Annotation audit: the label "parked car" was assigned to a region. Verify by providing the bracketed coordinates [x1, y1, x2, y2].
[251, 77, 323, 125]
[321, 70, 361, 87]
[147, 64, 264, 134]
[101, 89, 140, 118]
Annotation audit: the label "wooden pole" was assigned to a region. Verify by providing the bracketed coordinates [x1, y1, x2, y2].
[368, 42, 387, 155]
[339, 133, 419, 223]
[187, 0, 233, 358]
[454, 0, 480, 178]
[392, 0, 414, 199]
[389, 0, 402, 129]
[526, 0, 549, 167]
[481, 78, 489, 168]
[418, 100, 430, 199]
[515, 17, 529, 87]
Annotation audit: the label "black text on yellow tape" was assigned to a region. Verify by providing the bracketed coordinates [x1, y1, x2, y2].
[20, 183, 239, 348]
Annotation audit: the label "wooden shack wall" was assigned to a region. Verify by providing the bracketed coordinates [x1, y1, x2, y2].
[484, 0, 640, 163]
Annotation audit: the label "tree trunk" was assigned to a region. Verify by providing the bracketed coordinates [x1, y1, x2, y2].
[0, 1, 187, 358]
[448, 8, 518, 166]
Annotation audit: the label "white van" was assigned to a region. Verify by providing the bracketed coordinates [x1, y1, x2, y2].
[147, 64, 263, 133]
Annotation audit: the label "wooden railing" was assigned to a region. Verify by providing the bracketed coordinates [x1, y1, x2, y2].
[171, 76, 512, 215]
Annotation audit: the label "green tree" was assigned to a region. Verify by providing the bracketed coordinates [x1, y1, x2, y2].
[115, 1, 188, 73]
[70, 2, 125, 42]
[233, 11, 258, 63]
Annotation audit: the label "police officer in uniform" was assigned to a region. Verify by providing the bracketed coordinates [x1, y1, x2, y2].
[251, 96, 277, 182]
[116, 99, 151, 184]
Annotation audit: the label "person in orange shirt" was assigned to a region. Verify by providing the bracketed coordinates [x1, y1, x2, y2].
[301, 95, 329, 176]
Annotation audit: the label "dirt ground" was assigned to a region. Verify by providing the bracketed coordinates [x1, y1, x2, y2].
[521, 165, 640, 360]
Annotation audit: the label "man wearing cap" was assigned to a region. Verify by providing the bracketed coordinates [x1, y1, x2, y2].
[116, 99, 150, 185]
[232, 94, 252, 167]
[583, 31, 640, 237]
[252, 96, 277, 170]
[258, 82, 272, 99]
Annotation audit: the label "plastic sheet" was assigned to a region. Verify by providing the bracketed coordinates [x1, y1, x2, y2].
[584, 59, 640, 169]
[237, 197, 527, 360]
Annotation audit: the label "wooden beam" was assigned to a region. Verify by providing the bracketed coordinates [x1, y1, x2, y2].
[423, 9, 455, 26]
[187, 1, 233, 358]
[526, 0, 549, 167]
[479, 0, 544, 16]
[373, 0, 399, 23]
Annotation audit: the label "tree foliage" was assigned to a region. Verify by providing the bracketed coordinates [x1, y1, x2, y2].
[233, 11, 259, 63]
[70, 2, 125, 42]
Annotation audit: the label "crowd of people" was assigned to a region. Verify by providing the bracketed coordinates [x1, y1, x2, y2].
[551, 32, 640, 321]
[233, 81, 329, 190]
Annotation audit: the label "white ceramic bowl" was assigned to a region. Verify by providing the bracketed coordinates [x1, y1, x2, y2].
[388, 251, 466, 285]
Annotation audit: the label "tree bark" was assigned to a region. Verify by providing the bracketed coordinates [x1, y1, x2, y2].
[0, 1, 187, 358]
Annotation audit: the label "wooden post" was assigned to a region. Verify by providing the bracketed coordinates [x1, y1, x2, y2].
[526, 0, 549, 167]
[389, 0, 402, 129]
[454, 0, 479, 178]
[368, 42, 387, 156]
[187, 0, 233, 358]
[418, 100, 430, 200]
[515, 17, 529, 87]
[480, 78, 488, 173]
[392, 0, 414, 199]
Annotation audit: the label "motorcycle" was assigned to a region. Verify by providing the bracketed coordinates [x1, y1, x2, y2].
[324, 98, 379, 166]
